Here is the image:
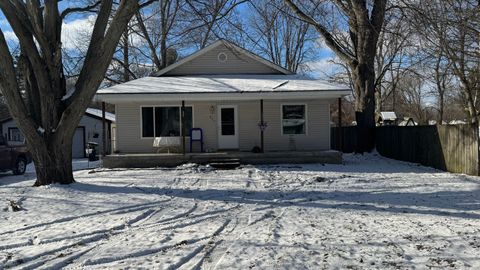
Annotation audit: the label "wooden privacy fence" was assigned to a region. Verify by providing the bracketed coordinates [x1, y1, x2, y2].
[331, 124, 479, 175]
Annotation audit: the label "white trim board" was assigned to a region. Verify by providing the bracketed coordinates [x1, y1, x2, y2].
[217, 105, 239, 149]
[280, 103, 308, 136]
[97, 90, 350, 103]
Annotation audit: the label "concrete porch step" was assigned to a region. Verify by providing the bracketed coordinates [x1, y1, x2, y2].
[209, 158, 240, 163]
[208, 158, 241, 169]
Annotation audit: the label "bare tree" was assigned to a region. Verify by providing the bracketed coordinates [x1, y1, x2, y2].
[395, 72, 432, 125]
[0, 0, 152, 186]
[134, 0, 183, 70]
[183, 0, 247, 49]
[247, 0, 316, 72]
[406, 0, 479, 123]
[373, 9, 414, 115]
[284, 0, 387, 152]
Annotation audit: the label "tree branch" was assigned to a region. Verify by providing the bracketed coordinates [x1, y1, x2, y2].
[60, 1, 102, 19]
[0, 29, 41, 145]
[283, 0, 355, 65]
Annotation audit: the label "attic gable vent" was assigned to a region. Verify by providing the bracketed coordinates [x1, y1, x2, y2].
[217, 52, 228, 62]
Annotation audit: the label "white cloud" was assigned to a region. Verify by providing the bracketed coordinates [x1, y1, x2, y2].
[61, 16, 144, 51]
[0, 16, 96, 50]
[305, 56, 344, 79]
[0, 19, 9, 27]
[61, 15, 96, 51]
[3, 31, 18, 43]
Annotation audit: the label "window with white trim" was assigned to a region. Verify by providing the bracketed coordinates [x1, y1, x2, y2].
[142, 106, 192, 137]
[282, 105, 306, 135]
[8, 127, 24, 142]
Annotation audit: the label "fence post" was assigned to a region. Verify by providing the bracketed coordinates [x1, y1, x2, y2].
[338, 98, 343, 152]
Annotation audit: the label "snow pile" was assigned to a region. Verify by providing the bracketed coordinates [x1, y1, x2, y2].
[0, 154, 479, 269]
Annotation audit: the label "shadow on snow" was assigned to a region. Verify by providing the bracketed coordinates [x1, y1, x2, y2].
[66, 182, 480, 220]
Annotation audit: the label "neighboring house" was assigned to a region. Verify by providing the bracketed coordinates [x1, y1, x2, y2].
[398, 117, 417, 126]
[449, 120, 467, 125]
[377, 111, 398, 126]
[95, 40, 350, 155]
[0, 108, 115, 158]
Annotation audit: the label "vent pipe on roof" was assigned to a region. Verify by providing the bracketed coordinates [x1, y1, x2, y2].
[273, 80, 289, 89]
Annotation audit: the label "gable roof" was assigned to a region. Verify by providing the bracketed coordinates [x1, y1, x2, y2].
[379, 112, 397, 121]
[153, 40, 293, 76]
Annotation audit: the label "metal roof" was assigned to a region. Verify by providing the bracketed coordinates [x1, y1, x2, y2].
[95, 74, 350, 103]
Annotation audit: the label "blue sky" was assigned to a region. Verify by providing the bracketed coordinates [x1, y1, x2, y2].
[0, 2, 338, 79]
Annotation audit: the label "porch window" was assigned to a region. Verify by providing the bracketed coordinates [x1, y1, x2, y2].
[142, 106, 192, 138]
[282, 105, 306, 135]
[8, 127, 24, 142]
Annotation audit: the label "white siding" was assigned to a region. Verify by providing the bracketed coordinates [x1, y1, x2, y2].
[114, 99, 332, 154]
[165, 44, 283, 76]
[263, 100, 331, 151]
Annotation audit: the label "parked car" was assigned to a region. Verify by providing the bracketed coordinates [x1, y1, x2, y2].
[0, 135, 32, 175]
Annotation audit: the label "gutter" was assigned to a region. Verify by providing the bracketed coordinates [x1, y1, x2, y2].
[95, 89, 351, 103]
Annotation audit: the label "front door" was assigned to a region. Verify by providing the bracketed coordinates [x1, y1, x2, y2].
[218, 105, 238, 149]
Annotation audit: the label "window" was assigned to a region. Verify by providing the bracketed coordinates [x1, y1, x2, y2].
[282, 105, 306, 135]
[142, 107, 154, 137]
[142, 106, 193, 138]
[8, 128, 24, 142]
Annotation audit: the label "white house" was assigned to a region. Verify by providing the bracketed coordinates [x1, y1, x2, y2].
[95, 40, 350, 166]
[1, 108, 115, 158]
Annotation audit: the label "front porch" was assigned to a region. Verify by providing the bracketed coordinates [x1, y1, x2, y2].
[102, 150, 342, 168]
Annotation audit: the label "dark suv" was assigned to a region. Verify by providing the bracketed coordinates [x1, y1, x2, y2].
[0, 135, 32, 175]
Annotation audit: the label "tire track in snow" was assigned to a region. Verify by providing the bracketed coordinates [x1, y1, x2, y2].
[2, 209, 157, 269]
[6, 179, 194, 266]
[62, 201, 198, 266]
[0, 199, 171, 238]
[16, 246, 96, 270]
[82, 218, 233, 267]
[0, 202, 167, 251]
[168, 217, 241, 270]
[204, 205, 282, 269]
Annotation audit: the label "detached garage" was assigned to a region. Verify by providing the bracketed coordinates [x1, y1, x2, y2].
[1, 108, 115, 158]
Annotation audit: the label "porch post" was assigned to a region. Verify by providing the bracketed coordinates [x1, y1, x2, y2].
[338, 97, 343, 151]
[182, 100, 186, 155]
[102, 101, 106, 157]
[260, 99, 264, 153]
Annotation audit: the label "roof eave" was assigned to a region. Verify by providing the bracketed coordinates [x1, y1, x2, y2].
[95, 90, 351, 103]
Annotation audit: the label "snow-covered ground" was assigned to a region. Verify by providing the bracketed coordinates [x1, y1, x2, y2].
[0, 154, 479, 269]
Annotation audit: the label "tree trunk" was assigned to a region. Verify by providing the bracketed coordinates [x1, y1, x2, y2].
[123, 31, 130, 82]
[352, 62, 376, 153]
[375, 88, 382, 117]
[32, 138, 74, 186]
[0, 0, 141, 187]
[439, 94, 444, 124]
[464, 84, 478, 124]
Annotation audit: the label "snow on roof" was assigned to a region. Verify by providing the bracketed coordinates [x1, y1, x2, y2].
[449, 120, 467, 125]
[380, 111, 397, 120]
[97, 75, 350, 95]
[398, 119, 417, 126]
[86, 108, 116, 122]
